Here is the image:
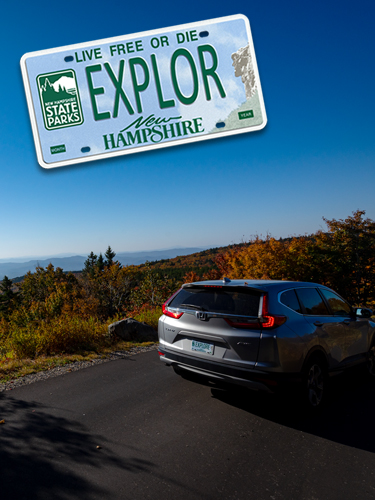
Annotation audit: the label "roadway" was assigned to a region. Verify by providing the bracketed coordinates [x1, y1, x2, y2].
[1, 351, 375, 499]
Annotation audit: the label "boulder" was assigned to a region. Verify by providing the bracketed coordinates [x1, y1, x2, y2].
[108, 318, 157, 342]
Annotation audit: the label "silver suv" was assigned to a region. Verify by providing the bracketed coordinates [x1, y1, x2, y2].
[158, 279, 375, 408]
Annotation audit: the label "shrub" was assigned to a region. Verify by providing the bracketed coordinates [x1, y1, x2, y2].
[8, 314, 110, 358]
[131, 305, 162, 331]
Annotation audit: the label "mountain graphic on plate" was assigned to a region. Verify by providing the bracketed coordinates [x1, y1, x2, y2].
[39, 75, 77, 100]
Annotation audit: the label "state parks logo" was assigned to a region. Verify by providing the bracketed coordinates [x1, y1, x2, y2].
[37, 69, 84, 131]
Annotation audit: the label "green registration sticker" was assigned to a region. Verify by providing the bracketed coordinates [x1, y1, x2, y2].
[50, 145, 66, 154]
[238, 110, 254, 120]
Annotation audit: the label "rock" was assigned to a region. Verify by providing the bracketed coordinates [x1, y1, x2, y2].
[108, 318, 157, 342]
[231, 44, 256, 99]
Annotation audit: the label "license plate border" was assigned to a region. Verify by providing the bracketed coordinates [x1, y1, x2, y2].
[21, 14, 267, 169]
[191, 340, 215, 355]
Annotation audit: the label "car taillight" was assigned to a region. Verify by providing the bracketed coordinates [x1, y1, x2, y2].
[224, 318, 261, 329]
[162, 303, 184, 319]
[162, 289, 184, 319]
[261, 294, 286, 329]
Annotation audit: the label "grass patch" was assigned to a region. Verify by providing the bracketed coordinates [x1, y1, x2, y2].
[132, 306, 162, 330]
[0, 339, 158, 384]
[0, 310, 161, 384]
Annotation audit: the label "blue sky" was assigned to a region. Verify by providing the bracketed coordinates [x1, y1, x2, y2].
[1, 0, 374, 259]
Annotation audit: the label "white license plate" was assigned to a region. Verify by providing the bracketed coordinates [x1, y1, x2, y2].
[191, 340, 214, 355]
[21, 15, 266, 169]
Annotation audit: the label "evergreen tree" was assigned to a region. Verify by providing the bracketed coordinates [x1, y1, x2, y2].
[83, 251, 97, 277]
[97, 253, 105, 272]
[104, 246, 117, 267]
[0, 275, 18, 316]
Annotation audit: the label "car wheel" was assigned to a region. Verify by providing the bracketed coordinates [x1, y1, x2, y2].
[366, 345, 375, 377]
[303, 359, 327, 409]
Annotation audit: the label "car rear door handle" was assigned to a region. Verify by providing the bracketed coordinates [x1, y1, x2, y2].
[314, 321, 323, 327]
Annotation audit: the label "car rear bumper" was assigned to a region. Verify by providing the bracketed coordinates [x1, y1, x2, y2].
[158, 348, 299, 393]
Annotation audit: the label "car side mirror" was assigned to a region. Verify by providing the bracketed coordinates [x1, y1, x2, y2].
[355, 307, 372, 318]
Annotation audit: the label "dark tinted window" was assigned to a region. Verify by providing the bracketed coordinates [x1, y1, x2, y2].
[280, 289, 302, 313]
[169, 287, 260, 316]
[295, 288, 330, 316]
[319, 289, 352, 316]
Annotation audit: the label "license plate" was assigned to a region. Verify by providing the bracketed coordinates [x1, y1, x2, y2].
[191, 340, 214, 355]
[21, 15, 266, 169]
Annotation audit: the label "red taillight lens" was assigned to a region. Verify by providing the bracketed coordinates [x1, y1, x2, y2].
[162, 303, 184, 319]
[261, 315, 286, 328]
[224, 318, 260, 329]
[261, 294, 286, 329]
[162, 289, 184, 319]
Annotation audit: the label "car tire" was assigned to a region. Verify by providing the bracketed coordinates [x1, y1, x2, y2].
[366, 344, 375, 377]
[303, 358, 327, 410]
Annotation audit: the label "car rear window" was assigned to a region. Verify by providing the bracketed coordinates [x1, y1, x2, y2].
[169, 287, 261, 316]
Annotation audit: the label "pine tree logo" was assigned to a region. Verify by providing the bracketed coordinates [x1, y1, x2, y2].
[37, 69, 84, 131]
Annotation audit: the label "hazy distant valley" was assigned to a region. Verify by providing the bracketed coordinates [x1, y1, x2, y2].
[0, 247, 207, 280]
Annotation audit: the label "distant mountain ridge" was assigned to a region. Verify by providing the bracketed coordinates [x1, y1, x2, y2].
[0, 247, 208, 280]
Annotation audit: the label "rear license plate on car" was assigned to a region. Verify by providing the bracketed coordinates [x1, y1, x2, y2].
[21, 14, 266, 169]
[191, 340, 214, 355]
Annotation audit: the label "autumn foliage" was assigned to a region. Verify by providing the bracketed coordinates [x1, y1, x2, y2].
[211, 211, 375, 305]
[0, 211, 374, 360]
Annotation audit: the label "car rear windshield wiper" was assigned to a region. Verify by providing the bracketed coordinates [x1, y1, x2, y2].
[180, 304, 206, 311]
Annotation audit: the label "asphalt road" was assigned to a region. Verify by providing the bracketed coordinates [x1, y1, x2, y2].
[1, 351, 375, 500]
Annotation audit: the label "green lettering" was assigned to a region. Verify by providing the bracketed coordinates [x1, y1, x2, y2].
[86, 64, 111, 121]
[174, 121, 183, 137]
[151, 125, 163, 143]
[197, 45, 226, 101]
[193, 117, 204, 133]
[74, 52, 83, 63]
[170, 48, 199, 105]
[182, 120, 195, 135]
[129, 57, 150, 113]
[94, 48, 102, 59]
[162, 123, 177, 139]
[126, 41, 135, 53]
[190, 30, 198, 41]
[104, 61, 134, 117]
[135, 40, 143, 52]
[141, 127, 152, 143]
[151, 54, 175, 110]
[126, 130, 142, 145]
[116, 132, 128, 148]
[103, 133, 117, 149]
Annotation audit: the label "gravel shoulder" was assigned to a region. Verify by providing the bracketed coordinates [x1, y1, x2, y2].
[0, 344, 159, 392]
